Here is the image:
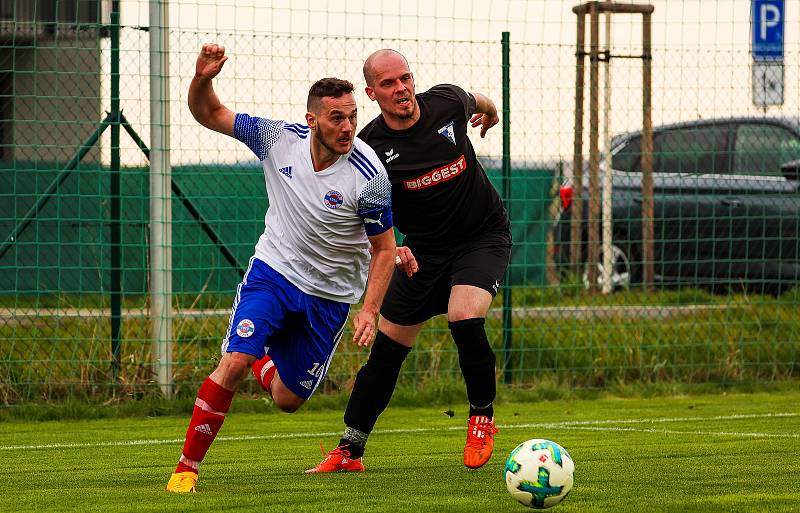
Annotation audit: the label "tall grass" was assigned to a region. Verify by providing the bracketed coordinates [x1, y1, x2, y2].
[1, 286, 798, 404]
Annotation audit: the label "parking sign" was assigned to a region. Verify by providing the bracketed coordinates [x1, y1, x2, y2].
[752, 0, 784, 61]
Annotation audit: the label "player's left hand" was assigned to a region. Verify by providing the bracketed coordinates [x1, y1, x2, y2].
[395, 246, 419, 277]
[352, 309, 377, 347]
[470, 111, 499, 138]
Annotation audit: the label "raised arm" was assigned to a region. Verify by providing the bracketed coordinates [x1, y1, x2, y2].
[188, 44, 236, 137]
[469, 91, 499, 138]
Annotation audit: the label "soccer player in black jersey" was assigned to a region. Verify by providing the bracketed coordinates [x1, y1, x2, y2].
[308, 49, 511, 473]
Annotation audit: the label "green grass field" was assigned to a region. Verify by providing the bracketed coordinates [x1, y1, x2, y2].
[1, 390, 798, 512]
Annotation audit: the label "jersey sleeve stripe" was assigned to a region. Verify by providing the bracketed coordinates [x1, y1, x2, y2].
[350, 148, 379, 177]
[283, 125, 309, 139]
[348, 155, 375, 180]
[348, 151, 377, 179]
[284, 122, 310, 133]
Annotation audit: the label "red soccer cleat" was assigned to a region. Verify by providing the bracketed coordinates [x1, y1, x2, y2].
[463, 415, 498, 469]
[305, 444, 365, 473]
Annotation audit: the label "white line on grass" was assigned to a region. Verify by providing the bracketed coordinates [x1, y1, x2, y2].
[523, 412, 798, 426]
[1, 412, 797, 451]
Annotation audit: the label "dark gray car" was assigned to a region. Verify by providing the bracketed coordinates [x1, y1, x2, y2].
[555, 117, 800, 294]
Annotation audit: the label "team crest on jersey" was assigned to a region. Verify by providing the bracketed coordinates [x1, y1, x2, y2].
[437, 121, 456, 145]
[323, 190, 344, 209]
[236, 319, 255, 338]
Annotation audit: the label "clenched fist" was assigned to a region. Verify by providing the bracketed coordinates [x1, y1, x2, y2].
[195, 43, 228, 81]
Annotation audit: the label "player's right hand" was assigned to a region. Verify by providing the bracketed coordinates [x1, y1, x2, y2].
[352, 308, 377, 347]
[195, 43, 228, 81]
[395, 246, 419, 277]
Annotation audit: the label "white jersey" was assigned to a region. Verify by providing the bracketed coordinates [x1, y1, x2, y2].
[234, 113, 393, 304]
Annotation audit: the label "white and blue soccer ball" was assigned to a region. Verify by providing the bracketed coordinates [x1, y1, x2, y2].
[504, 438, 575, 509]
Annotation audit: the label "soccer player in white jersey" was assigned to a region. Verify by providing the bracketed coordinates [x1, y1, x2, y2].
[166, 44, 396, 493]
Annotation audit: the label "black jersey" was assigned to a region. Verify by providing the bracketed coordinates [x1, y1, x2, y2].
[358, 84, 509, 252]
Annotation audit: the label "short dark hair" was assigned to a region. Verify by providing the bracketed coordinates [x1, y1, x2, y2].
[307, 77, 354, 112]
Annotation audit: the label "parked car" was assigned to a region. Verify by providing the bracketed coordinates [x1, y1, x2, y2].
[555, 117, 800, 294]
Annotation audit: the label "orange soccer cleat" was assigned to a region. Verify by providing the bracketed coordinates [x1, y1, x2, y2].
[166, 471, 198, 493]
[463, 415, 498, 469]
[305, 444, 365, 474]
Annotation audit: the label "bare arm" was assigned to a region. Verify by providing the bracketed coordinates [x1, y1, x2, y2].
[352, 229, 397, 347]
[188, 44, 236, 137]
[469, 91, 499, 138]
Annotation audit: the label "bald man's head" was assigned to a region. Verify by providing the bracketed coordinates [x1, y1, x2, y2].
[362, 48, 418, 128]
[363, 49, 410, 86]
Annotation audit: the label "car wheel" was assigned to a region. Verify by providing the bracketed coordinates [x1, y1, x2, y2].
[582, 242, 635, 291]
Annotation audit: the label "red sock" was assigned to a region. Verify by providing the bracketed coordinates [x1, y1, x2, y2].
[175, 377, 235, 474]
[251, 354, 276, 394]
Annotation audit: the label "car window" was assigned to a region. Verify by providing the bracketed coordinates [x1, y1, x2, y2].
[652, 126, 730, 174]
[611, 135, 641, 172]
[611, 126, 731, 174]
[733, 124, 800, 176]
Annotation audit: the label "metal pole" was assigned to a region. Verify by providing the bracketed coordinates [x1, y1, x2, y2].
[641, 11, 654, 290]
[587, 3, 601, 293]
[501, 32, 513, 385]
[150, 0, 173, 399]
[110, 11, 122, 384]
[570, 11, 586, 273]
[601, 11, 613, 294]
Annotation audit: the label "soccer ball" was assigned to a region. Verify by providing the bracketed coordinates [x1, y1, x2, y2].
[504, 439, 575, 509]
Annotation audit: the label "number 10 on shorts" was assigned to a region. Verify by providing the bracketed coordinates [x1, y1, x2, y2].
[307, 362, 324, 378]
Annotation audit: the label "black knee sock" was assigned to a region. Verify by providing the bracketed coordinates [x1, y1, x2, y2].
[340, 331, 411, 458]
[449, 318, 496, 419]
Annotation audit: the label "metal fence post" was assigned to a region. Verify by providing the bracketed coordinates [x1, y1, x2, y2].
[501, 31, 513, 385]
[110, 11, 122, 384]
[150, 0, 173, 399]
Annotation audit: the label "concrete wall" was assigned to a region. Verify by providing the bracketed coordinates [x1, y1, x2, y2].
[1, 31, 102, 163]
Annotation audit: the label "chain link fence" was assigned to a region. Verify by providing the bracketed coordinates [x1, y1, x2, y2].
[1, 1, 798, 403]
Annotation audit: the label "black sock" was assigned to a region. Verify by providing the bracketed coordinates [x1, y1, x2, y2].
[337, 426, 369, 459]
[469, 403, 494, 419]
[449, 318, 496, 419]
[342, 331, 411, 457]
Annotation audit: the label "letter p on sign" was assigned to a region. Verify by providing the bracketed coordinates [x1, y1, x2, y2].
[761, 4, 780, 39]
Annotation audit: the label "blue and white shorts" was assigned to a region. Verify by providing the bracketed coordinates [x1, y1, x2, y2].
[221, 257, 350, 400]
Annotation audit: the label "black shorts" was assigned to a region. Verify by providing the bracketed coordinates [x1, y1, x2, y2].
[380, 229, 512, 326]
